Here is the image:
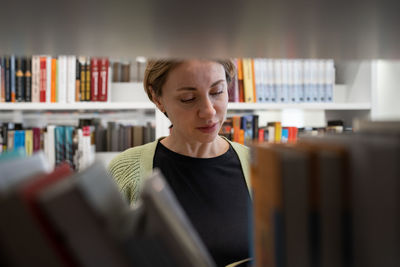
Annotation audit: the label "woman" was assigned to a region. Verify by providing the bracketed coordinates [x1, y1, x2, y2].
[109, 59, 251, 267]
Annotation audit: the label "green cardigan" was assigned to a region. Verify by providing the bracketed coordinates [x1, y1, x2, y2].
[108, 137, 252, 205]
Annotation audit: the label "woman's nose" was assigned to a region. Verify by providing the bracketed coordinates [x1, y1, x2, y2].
[198, 97, 216, 119]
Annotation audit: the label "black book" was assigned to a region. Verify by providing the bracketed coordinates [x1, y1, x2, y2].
[25, 57, 32, 102]
[15, 57, 25, 102]
[4, 56, 11, 102]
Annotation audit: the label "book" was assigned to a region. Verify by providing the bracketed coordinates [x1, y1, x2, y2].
[25, 57, 32, 102]
[242, 58, 255, 103]
[38, 162, 132, 267]
[15, 57, 25, 102]
[125, 169, 216, 267]
[10, 55, 16, 102]
[51, 57, 57, 103]
[4, 56, 11, 102]
[99, 58, 109, 101]
[67, 56, 76, 103]
[39, 56, 47, 102]
[0, 152, 52, 192]
[237, 59, 244, 102]
[0, 164, 74, 267]
[0, 57, 5, 102]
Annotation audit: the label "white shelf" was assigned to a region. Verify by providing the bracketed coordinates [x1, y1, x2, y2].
[0, 102, 156, 111]
[227, 102, 371, 111]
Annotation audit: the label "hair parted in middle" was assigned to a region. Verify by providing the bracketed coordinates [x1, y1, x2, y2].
[143, 59, 236, 103]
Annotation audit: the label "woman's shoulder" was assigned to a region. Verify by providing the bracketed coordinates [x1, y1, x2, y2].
[108, 140, 158, 174]
[222, 137, 250, 156]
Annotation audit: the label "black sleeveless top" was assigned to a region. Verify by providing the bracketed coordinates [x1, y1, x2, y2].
[153, 141, 251, 266]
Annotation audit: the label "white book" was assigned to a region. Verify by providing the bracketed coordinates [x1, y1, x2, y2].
[273, 59, 282, 102]
[267, 126, 275, 142]
[310, 60, 319, 102]
[254, 58, 263, 103]
[318, 59, 326, 102]
[325, 60, 335, 102]
[57, 56, 67, 104]
[303, 60, 312, 102]
[67, 55, 76, 103]
[46, 125, 56, 168]
[265, 59, 274, 102]
[293, 60, 303, 102]
[280, 59, 289, 103]
[32, 55, 40, 103]
[287, 60, 295, 102]
[46, 56, 51, 103]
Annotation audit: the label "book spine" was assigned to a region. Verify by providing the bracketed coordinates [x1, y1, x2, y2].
[98, 58, 109, 101]
[55, 126, 66, 166]
[79, 57, 86, 101]
[242, 58, 255, 103]
[228, 59, 239, 102]
[4, 56, 11, 102]
[15, 57, 25, 102]
[39, 56, 47, 102]
[25, 130, 33, 156]
[32, 127, 41, 152]
[85, 58, 91, 101]
[46, 56, 51, 103]
[14, 130, 25, 150]
[90, 57, 99, 101]
[65, 126, 74, 169]
[237, 59, 244, 102]
[75, 59, 80, 102]
[254, 58, 263, 103]
[10, 55, 16, 102]
[1, 57, 5, 102]
[51, 58, 57, 103]
[31, 56, 39, 102]
[58, 56, 67, 104]
[67, 56, 76, 103]
[25, 57, 32, 102]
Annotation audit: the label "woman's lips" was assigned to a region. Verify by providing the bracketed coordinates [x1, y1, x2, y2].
[197, 123, 218, 133]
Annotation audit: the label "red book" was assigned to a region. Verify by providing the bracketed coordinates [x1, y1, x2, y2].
[258, 129, 265, 142]
[90, 58, 99, 101]
[18, 163, 75, 266]
[39, 57, 47, 102]
[32, 127, 41, 152]
[98, 58, 109, 102]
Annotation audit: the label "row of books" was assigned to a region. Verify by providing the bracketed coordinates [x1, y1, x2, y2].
[0, 154, 214, 267]
[229, 58, 335, 103]
[0, 55, 111, 103]
[251, 121, 400, 267]
[220, 115, 298, 145]
[0, 120, 155, 170]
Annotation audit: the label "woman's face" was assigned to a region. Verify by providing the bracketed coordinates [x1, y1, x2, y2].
[154, 60, 229, 143]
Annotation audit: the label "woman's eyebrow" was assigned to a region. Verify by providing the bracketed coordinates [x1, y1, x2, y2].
[176, 79, 225, 91]
[210, 79, 225, 87]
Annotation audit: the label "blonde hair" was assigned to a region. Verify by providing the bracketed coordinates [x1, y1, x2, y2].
[143, 59, 236, 103]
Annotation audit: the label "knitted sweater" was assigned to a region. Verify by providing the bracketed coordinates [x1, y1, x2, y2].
[108, 137, 251, 205]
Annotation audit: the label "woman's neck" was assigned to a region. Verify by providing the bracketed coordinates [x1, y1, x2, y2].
[160, 135, 229, 158]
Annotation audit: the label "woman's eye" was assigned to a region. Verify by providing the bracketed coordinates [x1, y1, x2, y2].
[180, 97, 195, 103]
[211, 91, 223, 96]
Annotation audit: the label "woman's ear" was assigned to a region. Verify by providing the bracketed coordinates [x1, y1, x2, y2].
[150, 86, 165, 113]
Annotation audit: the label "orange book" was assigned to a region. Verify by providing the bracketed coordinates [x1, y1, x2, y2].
[237, 59, 245, 102]
[51, 58, 57, 103]
[232, 115, 241, 142]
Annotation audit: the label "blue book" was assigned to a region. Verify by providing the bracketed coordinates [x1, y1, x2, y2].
[10, 55, 15, 101]
[0, 148, 25, 162]
[65, 126, 75, 169]
[14, 130, 25, 150]
[240, 115, 254, 146]
[281, 128, 289, 143]
[55, 126, 66, 166]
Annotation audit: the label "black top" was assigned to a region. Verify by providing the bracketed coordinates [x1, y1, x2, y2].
[153, 141, 251, 267]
